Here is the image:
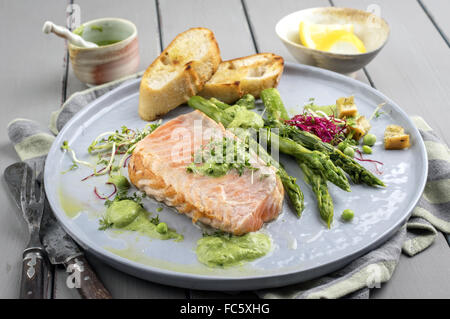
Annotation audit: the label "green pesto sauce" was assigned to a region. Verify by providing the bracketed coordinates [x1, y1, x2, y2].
[90, 25, 103, 32]
[187, 136, 258, 178]
[305, 104, 337, 117]
[93, 39, 122, 46]
[196, 233, 271, 268]
[73, 25, 84, 36]
[188, 161, 231, 177]
[225, 105, 264, 129]
[105, 200, 183, 241]
[72, 24, 121, 46]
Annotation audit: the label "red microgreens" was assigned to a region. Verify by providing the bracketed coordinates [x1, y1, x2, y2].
[355, 149, 384, 175]
[81, 167, 107, 181]
[94, 183, 117, 200]
[286, 113, 347, 144]
[123, 155, 132, 168]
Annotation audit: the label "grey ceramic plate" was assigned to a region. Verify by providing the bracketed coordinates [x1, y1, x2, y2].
[44, 63, 427, 291]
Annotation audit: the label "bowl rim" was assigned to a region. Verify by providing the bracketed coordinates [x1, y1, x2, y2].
[275, 7, 390, 57]
[68, 17, 138, 50]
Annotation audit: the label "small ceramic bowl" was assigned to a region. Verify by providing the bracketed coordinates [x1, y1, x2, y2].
[69, 18, 139, 85]
[275, 7, 390, 74]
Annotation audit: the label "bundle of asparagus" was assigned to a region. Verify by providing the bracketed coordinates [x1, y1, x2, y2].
[189, 96, 350, 191]
[260, 89, 334, 227]
[188, 87, 384, 228]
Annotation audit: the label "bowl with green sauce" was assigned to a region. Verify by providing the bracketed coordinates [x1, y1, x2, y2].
[69, 18, 139, 85]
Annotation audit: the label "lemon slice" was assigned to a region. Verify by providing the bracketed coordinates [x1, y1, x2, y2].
[299, 21, 366, 54]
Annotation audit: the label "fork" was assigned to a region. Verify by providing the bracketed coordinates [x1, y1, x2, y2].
[19, 163, 47, 299]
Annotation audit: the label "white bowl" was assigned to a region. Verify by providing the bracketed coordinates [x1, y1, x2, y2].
[275, 7, 390, 74]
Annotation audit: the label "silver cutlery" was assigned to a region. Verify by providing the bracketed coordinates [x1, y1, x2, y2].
[4, 162, 111, 299]
[18, 162, 47, 299]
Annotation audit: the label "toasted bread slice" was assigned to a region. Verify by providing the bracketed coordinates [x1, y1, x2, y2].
[138, 28, 221, 121]
[199, 53, 284, 103]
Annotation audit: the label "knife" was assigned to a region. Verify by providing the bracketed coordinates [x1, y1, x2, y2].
[4, 162, 112, 299]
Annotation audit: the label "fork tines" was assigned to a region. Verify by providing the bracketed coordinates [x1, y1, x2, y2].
[20, 163, 44, 210]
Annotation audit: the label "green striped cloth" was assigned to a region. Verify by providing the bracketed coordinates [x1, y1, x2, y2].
[7, 75, 450, 299]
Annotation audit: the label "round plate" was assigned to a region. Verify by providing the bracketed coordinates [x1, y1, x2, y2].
[44, 63, 427, 291]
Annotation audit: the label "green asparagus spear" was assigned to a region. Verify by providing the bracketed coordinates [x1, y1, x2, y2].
[188, 96, 234, 126]
[298, 162, 333, 228]
[236, 94, 256, 109]
[209, 97, 231, 110]
[260, 89, 336, 225]
[261, 88, 290, 121]
[260, 87, 385, 187]
[258, 129, 351, 192]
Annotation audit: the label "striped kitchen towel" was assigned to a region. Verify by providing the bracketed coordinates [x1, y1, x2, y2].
[7, 75, 450, 299]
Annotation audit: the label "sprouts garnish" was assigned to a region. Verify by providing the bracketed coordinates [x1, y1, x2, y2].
[368, 102, 386, 121]
[61, 141, 96, 170]
[61, 121, 161, 179]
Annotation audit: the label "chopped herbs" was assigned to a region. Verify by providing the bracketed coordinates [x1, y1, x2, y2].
[150, 215, 160, 225]
[187, 137, 259, 178]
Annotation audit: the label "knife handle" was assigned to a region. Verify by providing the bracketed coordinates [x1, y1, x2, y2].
[65, 256, 112, 299]
[20, 248, 46, 299]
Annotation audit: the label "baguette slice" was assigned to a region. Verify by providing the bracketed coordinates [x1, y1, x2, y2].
[139, 28, 221, 121]
[199, 53, 284, 104]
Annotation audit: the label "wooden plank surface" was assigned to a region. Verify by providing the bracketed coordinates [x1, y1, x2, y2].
[158, 0, 255, 60]
[420, 0, 450, 46]
[1, 0, 449, 299]
[0, 0, 69, 298]
[243, 0, 370, 84]
[333, 0, 450, 145]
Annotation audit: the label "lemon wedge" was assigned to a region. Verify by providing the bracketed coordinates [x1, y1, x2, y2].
[299, 21, 366, 54]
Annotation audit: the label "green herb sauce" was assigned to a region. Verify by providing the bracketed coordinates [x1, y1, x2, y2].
[71, 25, 120, 46]
[90, 25, 103, 32]
[225, 105, 264, 129]
[93, 39, 122, 46]
[196, 232, 271, 267]
[102, 200, 183, 241]
[186, 137, 259, 178]
[73, 25, 84, 36]
[188, 162, 231, 177]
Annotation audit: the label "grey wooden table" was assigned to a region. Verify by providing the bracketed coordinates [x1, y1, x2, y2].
[1, 0, 449, 299]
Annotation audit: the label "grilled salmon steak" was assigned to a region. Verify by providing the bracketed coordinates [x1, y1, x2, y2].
[128, 110, 284, 235]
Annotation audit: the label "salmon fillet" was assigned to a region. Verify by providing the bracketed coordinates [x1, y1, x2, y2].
[128, 110, 284, 235]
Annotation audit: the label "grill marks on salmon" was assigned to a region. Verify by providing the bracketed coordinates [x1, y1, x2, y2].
[128, 110, 284, 235]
